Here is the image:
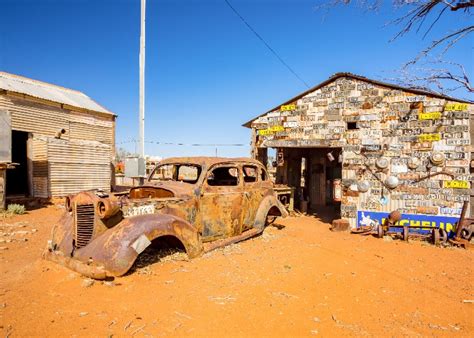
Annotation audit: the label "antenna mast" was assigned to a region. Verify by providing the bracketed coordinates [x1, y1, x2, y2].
[138, 0, 146, 184]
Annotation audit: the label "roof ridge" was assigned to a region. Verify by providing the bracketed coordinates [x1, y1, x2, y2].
[242, 71, 472, 128]
[0, 71, 114, 115]
[0, 71, 88, 97]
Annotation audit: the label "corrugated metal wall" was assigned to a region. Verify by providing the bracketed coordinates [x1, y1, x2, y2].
[0, 95, 114, 146]
[0, 93, 115, 198]
[48, 138, 111, 196]
[68, 111, 114, 147]
[0, 94, 70, 139]
[32, 137, 111, 197]
[32, 138, 48, 198]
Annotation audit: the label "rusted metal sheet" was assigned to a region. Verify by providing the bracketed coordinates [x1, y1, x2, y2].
[45, 157, 288, 278]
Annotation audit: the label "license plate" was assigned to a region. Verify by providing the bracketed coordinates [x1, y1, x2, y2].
[124, 204, 155, 218]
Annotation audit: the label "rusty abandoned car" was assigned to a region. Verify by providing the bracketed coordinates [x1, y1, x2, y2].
[44, 157, 288, 279]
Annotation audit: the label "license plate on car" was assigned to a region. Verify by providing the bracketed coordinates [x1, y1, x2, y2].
[124, 204, 155, 218]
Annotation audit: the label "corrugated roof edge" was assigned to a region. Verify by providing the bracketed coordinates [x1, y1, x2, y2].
[0, 71, 116, 117]
[242, 72, 473, 128]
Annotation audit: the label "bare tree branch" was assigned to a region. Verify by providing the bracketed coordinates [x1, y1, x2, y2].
[404, 25, 474, 66]
[394, 60, 473, 94]
[422, 5, 448, 39]
[319, 0, 474, 95]
[443, 0, 474, 11]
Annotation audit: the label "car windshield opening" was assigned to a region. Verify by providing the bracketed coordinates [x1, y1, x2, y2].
[149, 164, 201, 184]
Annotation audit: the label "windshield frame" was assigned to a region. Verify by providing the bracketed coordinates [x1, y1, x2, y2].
[148, 163, 202, 184]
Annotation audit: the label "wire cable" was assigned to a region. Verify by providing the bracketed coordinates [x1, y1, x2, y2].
[224, 0, 310, 89]
[117, 139, 248, 147]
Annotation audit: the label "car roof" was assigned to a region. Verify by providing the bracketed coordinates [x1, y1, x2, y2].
[158, 157, 264, 168]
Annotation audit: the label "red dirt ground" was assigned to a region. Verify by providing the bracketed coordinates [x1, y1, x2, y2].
[1, 205, 473, 337]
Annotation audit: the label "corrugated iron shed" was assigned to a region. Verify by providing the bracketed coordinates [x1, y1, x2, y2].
[0, 71, 114, 116]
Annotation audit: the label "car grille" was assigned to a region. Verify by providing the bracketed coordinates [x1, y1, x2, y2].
[75, 203, 95, 249]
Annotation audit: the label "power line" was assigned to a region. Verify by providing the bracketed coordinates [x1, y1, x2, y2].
[224, 0, 310, 89]
[117, 139, 248, 147]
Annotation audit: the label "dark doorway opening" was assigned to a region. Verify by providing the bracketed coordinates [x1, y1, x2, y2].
[307, 148, 342, 220]
[6, 131, 29, 196]
[273, 147, 342, 222]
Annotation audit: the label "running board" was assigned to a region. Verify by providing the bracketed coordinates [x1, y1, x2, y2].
[203, 228, 262, 253]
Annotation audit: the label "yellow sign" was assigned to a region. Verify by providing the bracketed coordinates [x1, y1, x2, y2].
[269, 126, 284, 132]
[419, 133, 441, 142]
[445, 103, 468, 111]
[419, 112, 441, 120]
[280, 104, 296, 112]
[258, 125, 284, 136]
[443, 180, 469, 189]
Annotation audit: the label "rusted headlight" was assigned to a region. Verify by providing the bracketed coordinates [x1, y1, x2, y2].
[96, 198, 120, 219]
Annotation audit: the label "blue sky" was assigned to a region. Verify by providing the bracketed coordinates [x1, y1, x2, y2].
[1, 0, 472, 158]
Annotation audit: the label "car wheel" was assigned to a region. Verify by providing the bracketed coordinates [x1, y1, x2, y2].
[439, 228, 448, 244]
[461, 228, 472, 240]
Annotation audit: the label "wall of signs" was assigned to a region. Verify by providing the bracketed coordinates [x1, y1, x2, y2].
[251, 76, 472, 227]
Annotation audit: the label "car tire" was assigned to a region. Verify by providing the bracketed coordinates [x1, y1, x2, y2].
[439, 228, 448, 244]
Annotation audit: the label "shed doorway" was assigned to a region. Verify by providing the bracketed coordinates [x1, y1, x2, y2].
[306, 148, 342, 220]
[271, 147, 342, 221]
[6, 130, 30, 197]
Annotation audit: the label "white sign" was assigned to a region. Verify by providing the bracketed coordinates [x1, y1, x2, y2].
[124, 204, 155, 218]
[391, 164, 408, 174]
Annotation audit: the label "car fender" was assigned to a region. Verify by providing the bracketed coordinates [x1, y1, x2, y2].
[73, 213, 202, 277]
[253, 195, 289, 230]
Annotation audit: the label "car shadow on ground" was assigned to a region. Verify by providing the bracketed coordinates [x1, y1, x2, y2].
[128, 224, 287, 274]
[127, 236, 188, 275]
[268, 222, 286, 230]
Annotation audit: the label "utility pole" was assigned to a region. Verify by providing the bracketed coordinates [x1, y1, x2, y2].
[138, 0, 146, 185]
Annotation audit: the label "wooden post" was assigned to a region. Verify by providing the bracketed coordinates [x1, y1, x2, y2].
[27, 133, 33, 197]
[0, 168, 6, 210]
[250, 128, 257, 159]
[256, 148, 268, 168]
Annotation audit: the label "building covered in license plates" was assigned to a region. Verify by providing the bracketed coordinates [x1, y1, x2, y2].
[243, 73, 473, 230]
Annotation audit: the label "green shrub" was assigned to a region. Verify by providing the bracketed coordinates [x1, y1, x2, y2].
[7, 204, 26, 215]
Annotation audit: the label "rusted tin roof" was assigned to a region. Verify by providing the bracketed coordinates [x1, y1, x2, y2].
[242, 72, 472, 128]
[0, 71, 114, 116]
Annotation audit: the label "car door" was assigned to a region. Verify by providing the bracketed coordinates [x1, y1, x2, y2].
[240, 164, 262, 231]
[198, 164, 244, 241]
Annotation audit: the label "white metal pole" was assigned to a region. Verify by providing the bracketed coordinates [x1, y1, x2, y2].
[139, 0, 146, 184]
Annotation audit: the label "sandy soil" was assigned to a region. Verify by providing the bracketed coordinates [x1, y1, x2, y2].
[1, 205, 473, 337]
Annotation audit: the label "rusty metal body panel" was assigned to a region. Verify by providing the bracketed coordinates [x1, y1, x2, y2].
[45, 157, 288, 278]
